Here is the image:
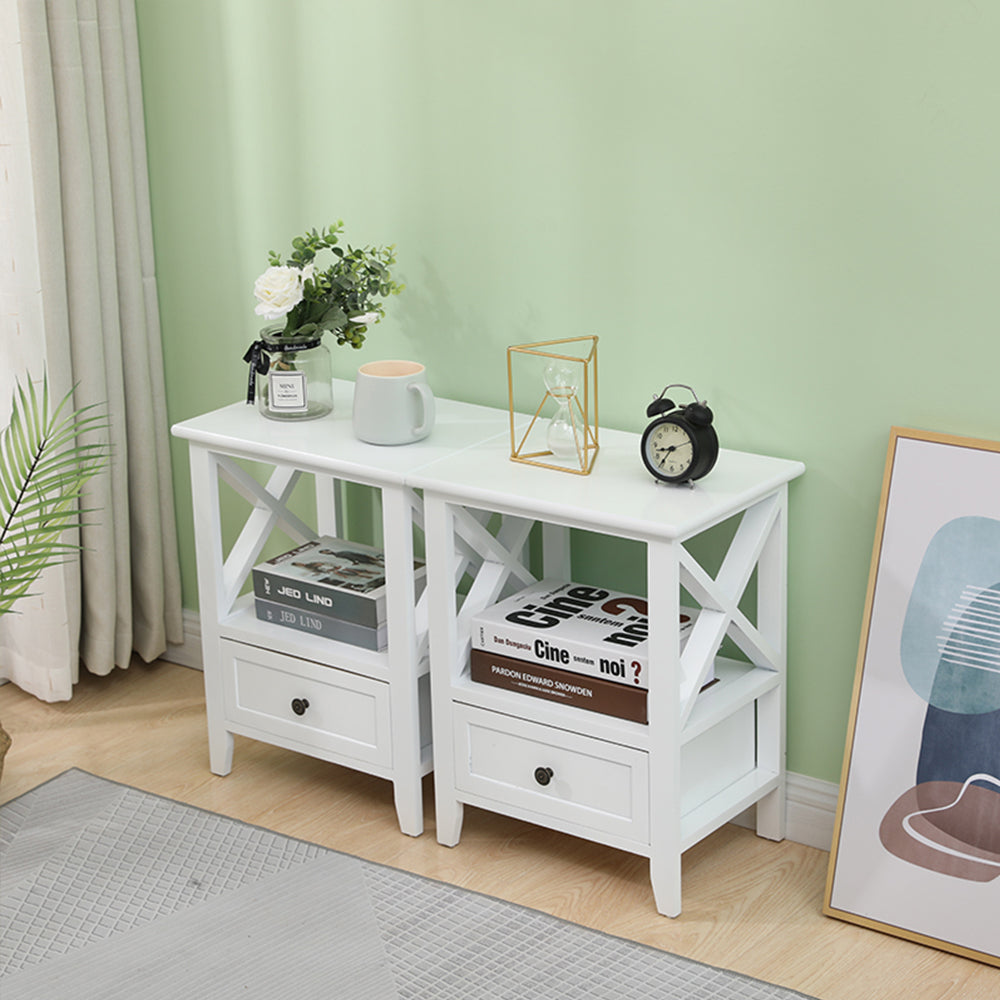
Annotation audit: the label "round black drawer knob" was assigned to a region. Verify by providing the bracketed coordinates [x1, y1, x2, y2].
[291, 698, 310, 716]
[534, 766, 554, 787]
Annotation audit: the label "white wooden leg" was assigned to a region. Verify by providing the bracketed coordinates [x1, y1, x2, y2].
[756, 486, 788, 842]
[755, 688, 786, 840]
[649, 851, 682, 918]
[202, 640, 234, 775]
[208, 727, 234, 776]
[383, 484, 425, 837]
[189, 446, 236, 778]
[435, 794, 465, 847]
[425, 494, 466, 847]
[646, 537, 684, 917]
[393, 778, 424, 838]
[756, 787, 786, 841]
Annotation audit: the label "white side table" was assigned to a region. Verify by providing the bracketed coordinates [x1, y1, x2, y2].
[172, 382, 513, 836]
[410, 426, 804, 914]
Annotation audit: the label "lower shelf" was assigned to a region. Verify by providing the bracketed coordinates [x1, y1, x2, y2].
[220, 595, 393, 681]
[449, 655, 778, 751]
[680, 769, 781, 851]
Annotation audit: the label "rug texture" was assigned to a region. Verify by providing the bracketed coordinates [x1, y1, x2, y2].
[0, 769, 816, 999]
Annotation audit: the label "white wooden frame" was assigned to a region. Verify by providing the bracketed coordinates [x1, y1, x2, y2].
[415, 425, 803, 916]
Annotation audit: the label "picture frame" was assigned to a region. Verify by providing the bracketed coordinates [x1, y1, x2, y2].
[824, 427, 1000, 966]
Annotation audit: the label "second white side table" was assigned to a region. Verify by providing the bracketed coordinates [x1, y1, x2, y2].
[410, 426, 804, 915]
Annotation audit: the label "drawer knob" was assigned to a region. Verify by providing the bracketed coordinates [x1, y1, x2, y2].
[534, 766, 554, 787]
[291, 698, 310, 716]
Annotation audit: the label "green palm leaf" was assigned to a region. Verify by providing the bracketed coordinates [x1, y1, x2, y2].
[0, 374, 110, 615]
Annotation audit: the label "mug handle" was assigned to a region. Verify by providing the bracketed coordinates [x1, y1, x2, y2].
[409, 382, 435, 438]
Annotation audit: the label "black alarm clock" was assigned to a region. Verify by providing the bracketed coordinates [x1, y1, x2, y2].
[640, 384, 719, 485]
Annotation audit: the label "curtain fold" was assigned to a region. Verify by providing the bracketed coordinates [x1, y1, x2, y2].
[0, 0, 182, 700]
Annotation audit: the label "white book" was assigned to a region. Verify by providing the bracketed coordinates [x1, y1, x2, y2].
[471, 579, 696, 691]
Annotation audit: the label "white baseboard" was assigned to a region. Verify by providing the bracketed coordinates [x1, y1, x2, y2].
[161, 608, 203, 670]
[162, 610, 839, 852]
[783, 771, 839, 852]
[733, 772, 838, 852]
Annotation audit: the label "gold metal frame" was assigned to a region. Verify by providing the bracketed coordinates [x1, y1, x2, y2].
[823, 426, 1000, 966]
[507, 336, 599, 475]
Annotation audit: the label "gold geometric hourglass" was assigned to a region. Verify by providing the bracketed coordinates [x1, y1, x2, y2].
[507, 336, 599, 475]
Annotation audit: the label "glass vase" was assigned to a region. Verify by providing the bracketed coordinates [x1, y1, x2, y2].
[255, 327, 333, 420]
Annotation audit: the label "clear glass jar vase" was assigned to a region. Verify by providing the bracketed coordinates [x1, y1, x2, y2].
[252, 327, 333, 420]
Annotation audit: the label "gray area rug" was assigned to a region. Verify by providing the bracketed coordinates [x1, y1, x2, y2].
[0, 769, 816, 999]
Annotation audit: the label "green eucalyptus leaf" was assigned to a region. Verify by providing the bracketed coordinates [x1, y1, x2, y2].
[258, 221, 402, 346]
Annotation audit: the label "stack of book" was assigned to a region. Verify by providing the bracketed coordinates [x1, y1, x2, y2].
[470, 579, 702, 723]
[251, 536, 425, 652]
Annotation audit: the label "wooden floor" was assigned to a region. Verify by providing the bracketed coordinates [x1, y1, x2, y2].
[1, 660, 996, 998]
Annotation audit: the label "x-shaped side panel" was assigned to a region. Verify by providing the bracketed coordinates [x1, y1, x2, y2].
[450, 508, 536, 660]
[676, 494, 782, 724]
[215, 458, 318, 612]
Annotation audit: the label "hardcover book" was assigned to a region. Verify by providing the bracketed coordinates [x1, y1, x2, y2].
[471, 579, 696, 690]
[254, 599, 388, 651]
[470, 649, 648, 722]
[251, 536, 425, 628]
[469, 649, 719, 724]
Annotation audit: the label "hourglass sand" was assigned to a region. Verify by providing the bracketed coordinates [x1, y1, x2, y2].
[543, 359, 581, 461]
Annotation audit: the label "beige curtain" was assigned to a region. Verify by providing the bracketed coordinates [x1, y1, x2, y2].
[0, 0, 182, 700]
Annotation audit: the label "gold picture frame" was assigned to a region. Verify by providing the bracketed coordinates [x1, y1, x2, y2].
[507, 336, 599, 475]
[824, 426, 1000, 967]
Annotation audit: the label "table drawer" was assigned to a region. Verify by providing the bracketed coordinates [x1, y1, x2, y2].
[220, 639, 391, 766]
[453, 704, 649, 842]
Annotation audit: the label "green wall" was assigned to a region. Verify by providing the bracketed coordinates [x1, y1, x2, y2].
[135, 0, 1000, 785]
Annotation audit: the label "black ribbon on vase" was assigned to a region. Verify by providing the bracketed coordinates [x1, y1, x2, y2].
[242, 341, 270, 403]
[243, 337, 321, 404]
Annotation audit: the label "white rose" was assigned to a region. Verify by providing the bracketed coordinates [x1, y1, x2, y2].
[349, 311, 379, 326]
[254, 265, 307, 320]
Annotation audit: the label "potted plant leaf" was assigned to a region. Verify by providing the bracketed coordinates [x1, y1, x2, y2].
[0, 373, 110, 774]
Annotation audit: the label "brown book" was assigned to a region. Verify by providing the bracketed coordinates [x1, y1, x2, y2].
[470, 648, 649, 723]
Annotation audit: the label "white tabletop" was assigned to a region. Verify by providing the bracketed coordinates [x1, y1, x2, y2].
[173, 385, 804, 537]
[171, 380, 517, 485]
[410, 425, 805, 542]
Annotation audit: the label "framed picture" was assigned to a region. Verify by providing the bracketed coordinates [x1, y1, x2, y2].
[824, 427, 1000, 965]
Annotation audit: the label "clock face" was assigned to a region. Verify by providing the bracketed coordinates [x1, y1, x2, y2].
[643, 419, 695, 480]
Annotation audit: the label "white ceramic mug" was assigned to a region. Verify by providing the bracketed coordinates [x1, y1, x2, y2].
[352, 360, 436, 445]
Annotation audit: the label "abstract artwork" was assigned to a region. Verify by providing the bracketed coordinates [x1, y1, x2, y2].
[824, 427, 1000, 966]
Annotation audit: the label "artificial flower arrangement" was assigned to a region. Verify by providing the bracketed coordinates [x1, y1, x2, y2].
[252, 222, 403, 349]
[244, 223, 403, 415]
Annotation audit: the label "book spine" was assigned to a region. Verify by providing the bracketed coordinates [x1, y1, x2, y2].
[470, 650, 647, 723]
[254, 599, 386, 651]
[472, 621, 655, 690]
[252, 569, 382, 627]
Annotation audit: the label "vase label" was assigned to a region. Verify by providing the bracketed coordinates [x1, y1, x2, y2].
[268, 371, 308, 412]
